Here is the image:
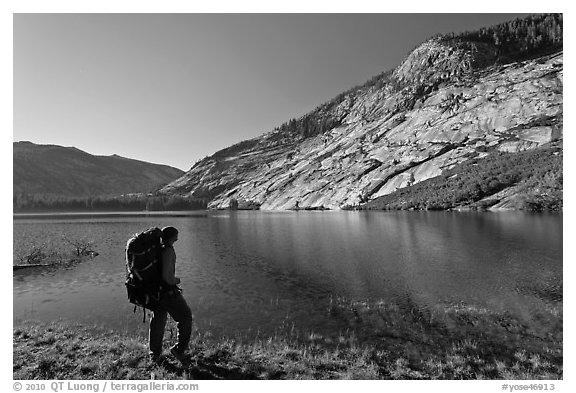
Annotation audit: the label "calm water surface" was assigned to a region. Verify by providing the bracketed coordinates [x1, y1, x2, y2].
[13, 211, 562, 339]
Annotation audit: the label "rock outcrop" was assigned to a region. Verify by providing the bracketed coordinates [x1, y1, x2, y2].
[161, 33, 563, 210]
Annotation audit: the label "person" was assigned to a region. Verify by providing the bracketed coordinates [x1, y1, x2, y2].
[149, 226, 193, 363]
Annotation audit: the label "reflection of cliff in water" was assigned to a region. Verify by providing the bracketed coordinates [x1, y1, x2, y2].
[13, 211, 562, 340]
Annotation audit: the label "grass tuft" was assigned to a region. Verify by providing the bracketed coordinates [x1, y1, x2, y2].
[13, 298, 562, 380]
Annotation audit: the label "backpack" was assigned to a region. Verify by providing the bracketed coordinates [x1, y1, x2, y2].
[125, 227, 164, 318]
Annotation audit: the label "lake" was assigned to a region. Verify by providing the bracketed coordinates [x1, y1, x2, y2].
[13, 210, 562, 341]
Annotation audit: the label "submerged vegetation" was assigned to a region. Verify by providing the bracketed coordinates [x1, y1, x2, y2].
[14, 297, 562, 380]
[14, 237, 98, 269]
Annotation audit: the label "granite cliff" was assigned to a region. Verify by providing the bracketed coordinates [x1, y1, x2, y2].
[160, 15, 563, 210]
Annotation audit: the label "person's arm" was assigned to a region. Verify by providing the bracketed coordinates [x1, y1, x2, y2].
[161, 247, 181, 286]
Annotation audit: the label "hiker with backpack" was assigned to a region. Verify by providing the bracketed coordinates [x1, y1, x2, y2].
[125, 226, 192, 363]
[150, 226, 192, 363]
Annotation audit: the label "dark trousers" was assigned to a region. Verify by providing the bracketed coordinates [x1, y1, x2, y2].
[149, 292, 192, 355]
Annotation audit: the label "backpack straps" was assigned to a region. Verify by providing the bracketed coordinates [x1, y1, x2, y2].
[126, 245, 159, 280]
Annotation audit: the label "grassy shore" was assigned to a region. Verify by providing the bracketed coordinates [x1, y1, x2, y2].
[13, 299, 562, 380]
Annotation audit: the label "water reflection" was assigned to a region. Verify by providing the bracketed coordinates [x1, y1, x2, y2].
[13, 211, 562, 339]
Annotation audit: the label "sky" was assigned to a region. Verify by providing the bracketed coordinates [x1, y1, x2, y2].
[13, 13, 532, 171]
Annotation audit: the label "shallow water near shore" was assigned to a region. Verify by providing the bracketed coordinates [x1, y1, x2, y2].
[13, 210, 562, 341]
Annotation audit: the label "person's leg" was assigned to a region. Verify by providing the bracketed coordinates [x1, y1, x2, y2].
[149, 308, 168, 356]
[165, 294, 193, 354]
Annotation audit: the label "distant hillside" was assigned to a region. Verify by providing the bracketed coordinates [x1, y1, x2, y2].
[13, 141, 184, 198]
[160, 13, 562, 211]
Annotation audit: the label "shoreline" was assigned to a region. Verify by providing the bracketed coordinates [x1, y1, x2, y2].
[13, 211, 210, 221]
[14, 299, 562, 380]
[13, 209, 562, 220]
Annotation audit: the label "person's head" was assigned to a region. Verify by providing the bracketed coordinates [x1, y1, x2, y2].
[161, 226, 179, 246]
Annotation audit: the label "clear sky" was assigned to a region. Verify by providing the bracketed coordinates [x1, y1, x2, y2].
[14, 13, 530, 171]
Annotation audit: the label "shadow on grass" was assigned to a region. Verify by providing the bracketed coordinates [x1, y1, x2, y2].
[325, 297, 562, 379]
[153, 348, 264, 380]
[13, 297, 562, 380]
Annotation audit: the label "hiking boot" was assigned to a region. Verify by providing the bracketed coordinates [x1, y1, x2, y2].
[170, 347, 190, 364]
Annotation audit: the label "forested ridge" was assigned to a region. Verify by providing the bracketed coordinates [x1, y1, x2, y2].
[360, 142, 562, 211]
[15, 14, 563, 212]
[13, 193, 208, 213]
[262, 14, 562, 143]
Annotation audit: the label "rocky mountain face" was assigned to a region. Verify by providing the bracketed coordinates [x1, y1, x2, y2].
[13, 141, 184, 197]
[161, 18, 563, 210]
